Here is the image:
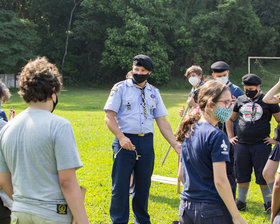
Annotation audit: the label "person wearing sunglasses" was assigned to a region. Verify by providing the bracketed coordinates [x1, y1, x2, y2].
[226, 74, 280, 214]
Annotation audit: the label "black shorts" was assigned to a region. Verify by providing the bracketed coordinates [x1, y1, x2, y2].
[0, 198, 11, 224]
[269, 142, 280, 161]
[234, 142, 271, 185]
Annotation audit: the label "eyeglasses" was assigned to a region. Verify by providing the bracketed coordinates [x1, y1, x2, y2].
[216, 99, 235, 108]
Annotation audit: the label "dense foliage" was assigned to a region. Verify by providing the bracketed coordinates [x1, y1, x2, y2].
[0, 0, 279, 85]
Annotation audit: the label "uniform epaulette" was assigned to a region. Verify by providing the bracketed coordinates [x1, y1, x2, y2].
[114, 80, 125, 87]
[148, 83, 159, 91]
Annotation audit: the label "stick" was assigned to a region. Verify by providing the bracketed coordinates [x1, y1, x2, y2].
[161, 105, 190, 166]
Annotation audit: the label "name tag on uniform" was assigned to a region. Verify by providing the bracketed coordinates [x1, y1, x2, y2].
[57, 204, 68, 215]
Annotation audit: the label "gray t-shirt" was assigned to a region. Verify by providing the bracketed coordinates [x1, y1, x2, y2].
[0, 109, 83, 222]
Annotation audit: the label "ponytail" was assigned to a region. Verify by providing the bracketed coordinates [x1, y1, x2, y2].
[175, 110, 201, 143]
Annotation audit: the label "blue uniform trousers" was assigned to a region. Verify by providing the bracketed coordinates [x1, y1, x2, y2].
[179, 200, 233, 224]
[110, 133, 154, 224]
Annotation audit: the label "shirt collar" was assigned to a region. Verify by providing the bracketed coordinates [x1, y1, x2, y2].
[126, 78, 151, 90]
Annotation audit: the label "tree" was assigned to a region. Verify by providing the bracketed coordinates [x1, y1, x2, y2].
[0, 10, 40, 73]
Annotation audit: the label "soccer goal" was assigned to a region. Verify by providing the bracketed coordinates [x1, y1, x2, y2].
[248, 56, 280, 75]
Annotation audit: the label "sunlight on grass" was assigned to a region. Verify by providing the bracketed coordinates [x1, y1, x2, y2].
[4, 87, 277, 223]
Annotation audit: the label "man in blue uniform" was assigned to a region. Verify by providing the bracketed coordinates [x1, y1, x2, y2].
[211, 61, 244, 198]
[104, 54, 181, 224]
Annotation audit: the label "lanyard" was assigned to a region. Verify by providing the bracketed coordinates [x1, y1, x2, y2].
[249, 94, 262, 123]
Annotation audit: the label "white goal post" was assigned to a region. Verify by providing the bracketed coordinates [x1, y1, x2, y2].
[248, 56, 280, 74]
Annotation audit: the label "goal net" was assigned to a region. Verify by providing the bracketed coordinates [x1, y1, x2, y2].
[248, 56, 280, 86]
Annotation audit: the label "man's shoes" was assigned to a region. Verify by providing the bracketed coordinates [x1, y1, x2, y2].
[264, 201, 271, 214]
[236, 199, 247, 211]
[172, 221, 179, 224]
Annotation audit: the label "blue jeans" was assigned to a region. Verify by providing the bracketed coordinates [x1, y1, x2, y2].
[179, 200, 233, 224]
[110, 133, 154, 224]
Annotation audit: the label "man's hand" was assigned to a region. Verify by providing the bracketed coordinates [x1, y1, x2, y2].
[119, 136, 135, 150]
[174, 144, 181, 155]
[229, 136, 238, 145]
[264, 137, 277, 145]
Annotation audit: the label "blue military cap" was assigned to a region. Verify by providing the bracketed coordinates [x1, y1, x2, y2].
[133, 55, 153, 71]
[211, 61, 230, 72]
[242, 74, 262, 86]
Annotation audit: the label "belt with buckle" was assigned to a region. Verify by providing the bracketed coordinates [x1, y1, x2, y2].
[124, 133, 152, 137]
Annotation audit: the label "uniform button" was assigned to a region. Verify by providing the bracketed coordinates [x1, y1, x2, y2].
[142, 122, 143, 124]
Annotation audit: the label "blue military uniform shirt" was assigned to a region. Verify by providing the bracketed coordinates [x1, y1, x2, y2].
[104, 79, 168, 134]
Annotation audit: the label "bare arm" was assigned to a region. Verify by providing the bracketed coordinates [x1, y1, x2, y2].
[263, 80, 280, 104]
[271, 173, 280, 223]
[104, 110, 135, 150]
[0, 172, 13, 199]
[225, 112, 239, 145]
[156, 116, 181, 154]
[58, 168, 89, 224]
[213, 162, 246, 224]
[273, 112, 280, 124]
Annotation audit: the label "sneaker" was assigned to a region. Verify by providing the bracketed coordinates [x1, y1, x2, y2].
[264, 201, 271, 214]
[236, 199, 247, 211]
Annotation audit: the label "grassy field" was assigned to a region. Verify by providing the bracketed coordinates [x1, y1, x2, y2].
[4, 86, 279, 224]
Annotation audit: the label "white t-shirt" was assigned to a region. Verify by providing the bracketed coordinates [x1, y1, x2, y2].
[0, 109, 83, 222]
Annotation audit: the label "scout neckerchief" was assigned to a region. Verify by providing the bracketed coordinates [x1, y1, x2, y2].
[248, 93, 262, 123]
[132, 79, 147, 119]
[189, 81, 204, 98]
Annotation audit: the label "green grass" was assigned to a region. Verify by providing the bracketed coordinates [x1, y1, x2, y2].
[4, 87, 279, 224]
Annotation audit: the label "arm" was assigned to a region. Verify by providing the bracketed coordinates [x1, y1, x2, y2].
[0, 172, 13, 199]
[263, 81, 280, 104]
[273, 112, 280, 124]
[104, 110, 135, 150]
[156, 116, 181, 154]
[58, 168, 89, 224]
[271, 173, 280, 223]
[225, 112, 239, 145]
[213, 162, 246, 224]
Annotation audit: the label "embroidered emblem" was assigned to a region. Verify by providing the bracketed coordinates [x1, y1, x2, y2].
[127, 102, 131, 110]
[221, 140, 229, 155]
[110, 87, 118, 96]
[57, 204, 67, 215]
[150, 94, 155, 99]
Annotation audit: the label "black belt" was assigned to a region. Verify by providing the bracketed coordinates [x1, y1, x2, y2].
[124, 133, 153, 137]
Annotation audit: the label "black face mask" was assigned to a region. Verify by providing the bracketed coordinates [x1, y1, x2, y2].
[245, 89, 258, 99]
[133, 73, 149, 84]
[51, 95, 58, 113]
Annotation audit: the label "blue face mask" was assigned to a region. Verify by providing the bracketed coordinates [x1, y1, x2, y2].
[214, 106, 233, 123]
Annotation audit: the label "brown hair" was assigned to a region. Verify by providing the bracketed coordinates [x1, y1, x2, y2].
[184, 65, 203, 78]
[0, 81, 11, 103]
[175, 80, 230, 142]
[18, 57, 62, 103]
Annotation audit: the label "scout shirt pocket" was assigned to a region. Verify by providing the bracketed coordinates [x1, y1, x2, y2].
[121, 98, 137, 115]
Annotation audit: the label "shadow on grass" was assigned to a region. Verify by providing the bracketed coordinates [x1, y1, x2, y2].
[149, 193, 180, 209]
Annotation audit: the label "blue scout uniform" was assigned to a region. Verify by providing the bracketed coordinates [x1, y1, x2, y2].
[179, 122, 233, 223]
[104, 78, 168, 224]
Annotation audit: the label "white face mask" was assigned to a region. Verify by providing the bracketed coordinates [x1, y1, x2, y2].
[216, 76, 229, 84]
[188, 76, 200, 87]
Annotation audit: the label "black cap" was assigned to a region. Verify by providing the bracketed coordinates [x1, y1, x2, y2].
[242, 74, 262, 86]
[133, 54, 153, 71]
[211, 61, 230, 72]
